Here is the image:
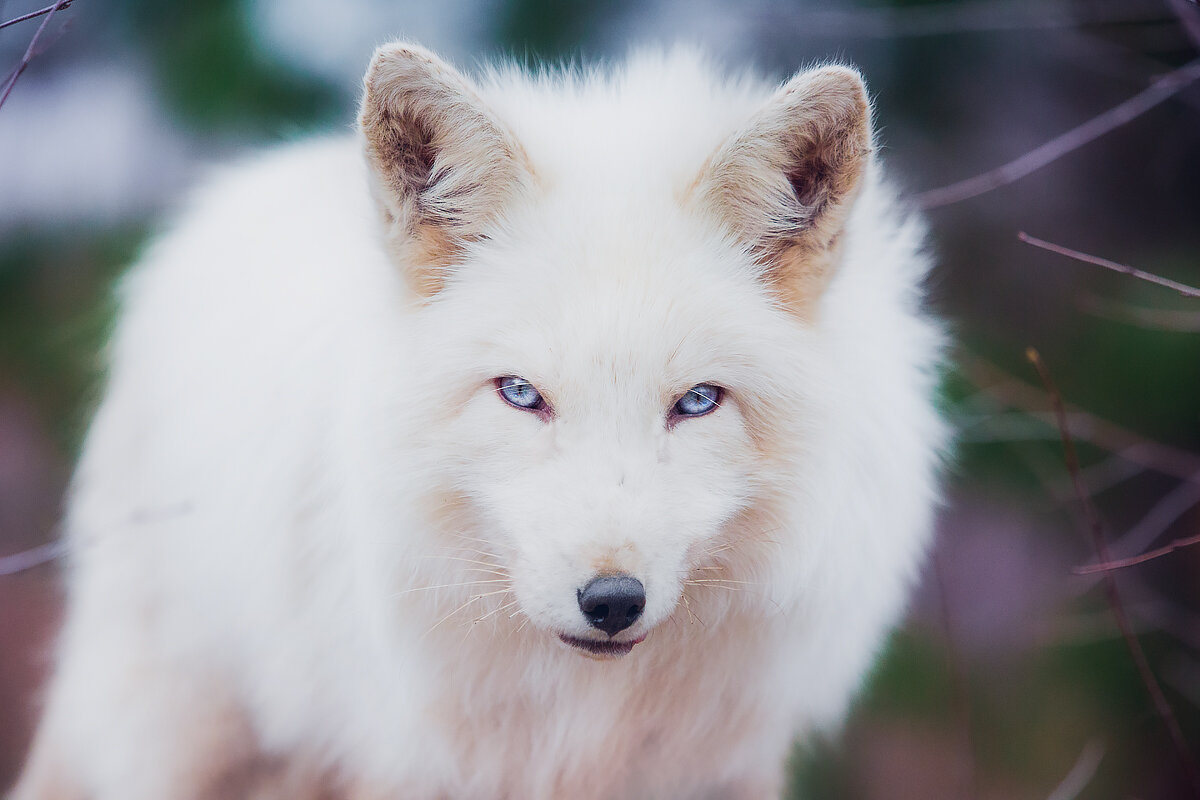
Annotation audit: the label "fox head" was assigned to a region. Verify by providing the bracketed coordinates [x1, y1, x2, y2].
[357, 43, 873, 658]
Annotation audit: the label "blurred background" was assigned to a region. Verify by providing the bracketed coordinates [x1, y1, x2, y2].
[2, 0, 1199, 796]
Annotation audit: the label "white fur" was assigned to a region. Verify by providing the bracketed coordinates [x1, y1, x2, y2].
[12, 45, 946, 800]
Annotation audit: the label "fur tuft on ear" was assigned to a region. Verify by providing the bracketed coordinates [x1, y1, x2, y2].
[359, 42, 533, 296]
[693, 66, 872, 315]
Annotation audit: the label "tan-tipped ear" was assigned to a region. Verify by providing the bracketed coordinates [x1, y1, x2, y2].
[359, 42, 532, 296]
[693, 66, 871, 316]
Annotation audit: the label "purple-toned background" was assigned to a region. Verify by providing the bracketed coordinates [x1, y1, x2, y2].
[2, 1, 1199, 796]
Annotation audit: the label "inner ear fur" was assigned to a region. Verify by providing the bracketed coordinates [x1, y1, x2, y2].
[359, 42, 533, 296]
[694, 66, 872, 315]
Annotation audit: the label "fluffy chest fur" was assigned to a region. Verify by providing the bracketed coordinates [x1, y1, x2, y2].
[412, 618, 789, 799]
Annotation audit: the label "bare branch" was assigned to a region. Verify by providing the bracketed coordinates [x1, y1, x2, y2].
[1053, 27, 1200, 112]
[0, 540, 66, 576]
[915, 57, 1200, 209]
[958, 353, 1200, 482]
[1167, 0, 1200, 51]
[1080, 295, 1200, 332]
[0, 0, 73, 112]
[766, 0, 1171, 39]
[1108, 474, 1200, 560]
[932, 550, 977, 796]
[1026, 347, 1200, 791]
[1019, 232, 1200, 298]
[0, 1, 73, 32]
[1075, 531, 1200, 575]
[1044, 740, 1105, 800]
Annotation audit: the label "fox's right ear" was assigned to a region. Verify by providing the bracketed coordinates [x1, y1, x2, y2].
[359, 43, 533, 296]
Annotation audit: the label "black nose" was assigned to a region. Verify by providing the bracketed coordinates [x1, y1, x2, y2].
[577, 575, 645, 636]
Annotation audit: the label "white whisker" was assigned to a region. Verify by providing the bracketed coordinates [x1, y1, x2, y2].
[424, 595, 485, 637]
[394, 579, 509, 597]
[681, 591, 705, 627]
[420, 555, 506, 570]
[474, 597, 519, 623]
[463, 567, 511, 579]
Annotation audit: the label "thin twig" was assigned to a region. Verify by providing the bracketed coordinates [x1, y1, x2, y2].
[1044, 741, 1105, 800]
[1168, 0, 1200, 51]
[1107, 474, 1200, 561]
[915, 56, 1200, 209]
[0, 540, 66, 576]
[1075, 531, 1200, 575]
[0, 0, 72, 31]
[1080, 295, 1200, 332]
[1019, 232, 1200, 298]
[959, 352, 1200, 482]
[1053, 28, 1200, 114]
[932, 549, 977, 798]
[1069, 477, 1200, 601]
[765, 0, 1171, 39]
[1026, 347, 1200, 792]
[0, 0, 72, 111]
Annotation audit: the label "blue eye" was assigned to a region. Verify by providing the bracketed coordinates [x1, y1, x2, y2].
[496, 376, 546, 412]
[672, 384, 722, 418]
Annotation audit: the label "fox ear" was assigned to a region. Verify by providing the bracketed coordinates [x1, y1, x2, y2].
[693, 66, 871, 315]
[359, 43, 532, 296]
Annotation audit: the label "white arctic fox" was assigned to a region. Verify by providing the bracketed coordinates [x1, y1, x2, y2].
[12, 42, 946, 799]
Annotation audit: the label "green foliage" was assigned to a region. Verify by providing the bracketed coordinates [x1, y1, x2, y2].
[787, 737, 852, 800]
[0, 226, 145, 456]
[1059, 306, 1200, 446]
[116, 0, 342, 134]
[858, 628, 957, 721]
[491, 0, 631, 61]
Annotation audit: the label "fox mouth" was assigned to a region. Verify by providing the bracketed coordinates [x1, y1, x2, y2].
[558, 633, 646, 659]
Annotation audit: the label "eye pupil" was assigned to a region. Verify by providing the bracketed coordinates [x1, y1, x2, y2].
[673, 384, 721, 418]
[497, 377, 545, 411]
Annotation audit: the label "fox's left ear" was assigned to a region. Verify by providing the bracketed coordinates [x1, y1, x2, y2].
[692, 66, 871, 315]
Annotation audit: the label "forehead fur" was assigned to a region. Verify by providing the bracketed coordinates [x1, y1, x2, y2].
[425, 218, 814, 418]
[477, 48, 769, 204]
